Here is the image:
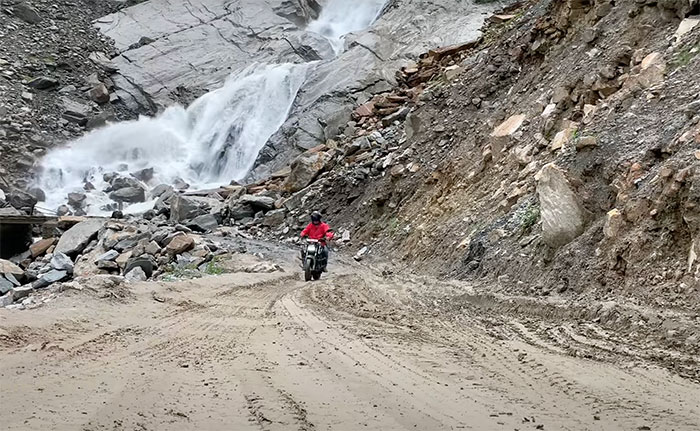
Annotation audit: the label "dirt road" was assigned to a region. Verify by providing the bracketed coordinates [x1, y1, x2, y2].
[1, 253, 699, 430]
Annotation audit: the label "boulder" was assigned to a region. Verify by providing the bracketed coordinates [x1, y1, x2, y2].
[125, 267, 147, 282]
[29, 237, 55, 258]
[490, 114, 526, 138]
[262, 209, 286, 227]
[13, 2, 42, 24]
[144, 241, 161, 255]
[11, 285, 33, 301]
[32, 269, 68, 289]
[603, 208, 624, 239]
[535, 163, 586, 248]
[8, 189, 37, 211]
[109, 187, 146, 203]
[88, 52, 118, 73]
[68, 192, 87, 208]
[50, 252, 74, 273]
[55, 219, 105, 256]
[124, 255, 156, 278]
[27, 76, 58, 90]
[170, 195, 207, 222]
[238, 195, 276, 211]
[151, 184, 174, 198]
[187, 214, 218, 232]
[0, 259, 24, 276]
[283, 151, 333, 193]
[165, 235, 195, 256]
[109, 175, 141, 190]
[95, 249, 119, 262]
[88, 83, 110, 104]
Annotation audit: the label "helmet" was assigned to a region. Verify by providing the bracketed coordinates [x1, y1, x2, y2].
[310, 211, 322, 223]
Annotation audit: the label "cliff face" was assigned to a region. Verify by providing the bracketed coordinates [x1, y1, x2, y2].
[286, 0, 700, 316]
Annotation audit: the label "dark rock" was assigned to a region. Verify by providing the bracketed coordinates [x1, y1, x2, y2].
[124, 255, 156, 278]
[187, 214, 218, 232]
[170, 195, 206, 222]
[27, 187, 46, 202]
[56, 205, 72, 216]
[8, 189, 37, 211]
[32, 269, 68, 289]
[67, 192, 87, 208]
[95, 250, 119, 262]
[28, 76, 58, 89]
[133, 167, 154, 182]
[109, 187, 146, 203]
[109, 175, 140, 191]
[13, 2, 42, 24]
[151, 184, 173, 198]
[111, 210, 124, 219]
[88, 83, 110, 104]
[97, 260, 119, 271]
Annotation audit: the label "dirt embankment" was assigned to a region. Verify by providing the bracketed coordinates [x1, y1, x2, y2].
[290, 0, 700, 318]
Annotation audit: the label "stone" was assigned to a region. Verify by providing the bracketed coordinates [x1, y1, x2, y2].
[88, 52, 118, 73]
[576, 136, 598, 149]
[151, 184, 174, 198]
[603, 208, 624, 239]
[125, 266, 147, 282]
[115, 251, 132, 268]
[0, 291, 13, 306]
[238, 195, 276, 211]
[13, 2, 42, 24]
[109, 186, 146, 203]
[95, 249, 119, 262]
[21, 91, 34, 101]
[55, 219, 105, 256]
[27, 76, 58, 90]
[57, 205, 72, 216]
[50, 252, 74, 273]
[8, 189, 37, 211]
[637, 52, 666, 89]
[133, 167, 154, 182]
[166, 235, 195, 256]
[675, 18, 700, 44]
[550, 121, 579, 151]
[29, 237, 55, 257]
[404, 111, 422, 140]
[124, 255, 155, 278]
[551, 86, 570, 105]
[68, 192, 87, 208]
[382, 107, 410, 126]
[283, 151, 334, 193]
[88, 83, 110, 104]
[187, 214, 218, 232]
[0, 277, 14, 295]
[0, 259, 24, 276]
[97, 260, 119, 271]
[170, 195, 207, 222]
[490, 114, 526, 137]
[262, 209, 286, 227]
[144, 241, 161, 255]
[11, 285, 33, 301]
[32, 270, 68, 289]
[535, 163, 586, 248]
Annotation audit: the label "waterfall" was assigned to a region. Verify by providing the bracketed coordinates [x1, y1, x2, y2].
[35, 0, 387, 214]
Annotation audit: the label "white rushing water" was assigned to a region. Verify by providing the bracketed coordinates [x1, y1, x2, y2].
[36, 0, 387, 214]
[307, 0, 387, 54]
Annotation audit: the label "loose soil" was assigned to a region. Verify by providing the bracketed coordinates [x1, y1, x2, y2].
[1, 248, 698, 430]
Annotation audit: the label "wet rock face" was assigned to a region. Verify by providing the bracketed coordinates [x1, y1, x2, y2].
[94, 0, 496, 179]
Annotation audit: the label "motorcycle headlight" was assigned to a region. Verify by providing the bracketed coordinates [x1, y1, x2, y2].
[307, 245, 316, 253]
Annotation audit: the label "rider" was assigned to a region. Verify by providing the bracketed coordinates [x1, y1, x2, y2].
[300, 211, 334, 270]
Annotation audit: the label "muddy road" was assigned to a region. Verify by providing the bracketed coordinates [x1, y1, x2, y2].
[1, 250, 699, 430]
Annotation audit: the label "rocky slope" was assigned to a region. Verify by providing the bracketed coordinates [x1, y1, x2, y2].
[274, 0, 700, 320]
[0, 0, 142, 191]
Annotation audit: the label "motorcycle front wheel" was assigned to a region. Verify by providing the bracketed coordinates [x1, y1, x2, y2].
[304, 259, 313, 282]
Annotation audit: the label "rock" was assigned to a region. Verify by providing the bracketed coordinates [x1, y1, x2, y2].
[238, 195, 276, 211]
[88, 52, 118, 73]
[68, 192, 87, 208]
[551, 86, 570, 104]
[125, 266, 147, 282]
[124, 255, 155, 278]
[97, 260, 119, 271]
[95, 250, 119, 262]
[27, 187, 46, 202]
[56, 205, 72, 216]
[0, 259, 24, 276]
[144, 241, 161, 255]
[8, 189, 37, 211]
[29, 237, 55, 257]
[133, 167, 154, 182]
[109, 187, 146, 203]
[404, 111, 422, 140]
[535, 163, 586, 248]
[13, 2, 42, 24]
[88, 83, 110, 104]
[490, 114, 526, 137]
[262, 209, 286, 227]
[170, 195, 207, 222]
[550, 121, 579, 151]
[283, 151, 334, 193]
[576, 136, 598, 149]
[382, 107, 410, 126]
[637, 52, 666, 89]
[187, 214, 218, 232]
[50, 252, 74, 273]
[115, 251, 132, 268]
[675, 18, 700, 44]
[165, 235, 195, 256]
[0, 292, 13, 306]
[603, 208, 624, 239]
[55, 219, 105, 256]
[353, 246, 369, 261]
[151, 184, 174, 198]
[11, 285, 33, 301]
[32, 269, 68, 289]
[1, 277, 14, 295]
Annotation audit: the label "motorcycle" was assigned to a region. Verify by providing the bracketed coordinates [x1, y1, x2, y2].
[302, 239, 327, 282]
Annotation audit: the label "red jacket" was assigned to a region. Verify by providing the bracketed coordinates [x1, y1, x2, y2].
[301, 222, 333, 241]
